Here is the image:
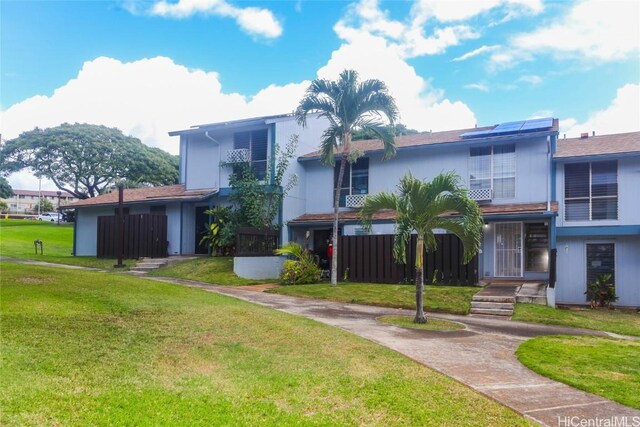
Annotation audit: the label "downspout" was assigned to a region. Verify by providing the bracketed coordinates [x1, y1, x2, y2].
[204, 131, 222, 190]
[179, 202, 184, 255]
[546, 136, 551, 212]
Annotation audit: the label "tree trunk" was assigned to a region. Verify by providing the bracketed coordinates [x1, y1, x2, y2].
[414, 237, 427, 323]
[331, 154, 348, 286]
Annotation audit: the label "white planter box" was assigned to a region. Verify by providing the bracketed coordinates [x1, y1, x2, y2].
[234, 256, 284, 280]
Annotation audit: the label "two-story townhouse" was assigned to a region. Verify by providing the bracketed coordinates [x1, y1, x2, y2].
[554, 131, 640, 307]
[68, 113, 327, 257]
[289, 118, 559, 283]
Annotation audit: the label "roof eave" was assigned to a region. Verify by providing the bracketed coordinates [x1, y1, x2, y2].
[298, 130, 559, 163]
[553, 151, 640, 162]
[63, 190, 218, 210]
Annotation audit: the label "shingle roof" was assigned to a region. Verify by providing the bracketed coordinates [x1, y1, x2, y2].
[64, 185, 217, 209]
[300, 119, 559, 159]
[289, 202, 557, 224]
[555, 131, 640, 159]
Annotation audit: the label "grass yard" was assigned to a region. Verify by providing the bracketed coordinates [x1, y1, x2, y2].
[0, 262, 528, 426]
[377, 316, 464, 331]
[0, 219, 121, 270]
[150, 257, 266, 286]
[269, 282, 480, 315]
[516, 336, 640, 409]
[514, 304, 640, 337]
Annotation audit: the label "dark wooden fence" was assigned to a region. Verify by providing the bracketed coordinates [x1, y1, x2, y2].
[236, 227, 279, 256]
[337, 234, 478, 285]
[97, 214, 168, 259]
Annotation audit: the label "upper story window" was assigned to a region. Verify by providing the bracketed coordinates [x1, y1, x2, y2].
[469, 144, 516, 199]
[234, 129, 268, 181]
[565, 160, 617, 221]
[334, 158, 369, 207]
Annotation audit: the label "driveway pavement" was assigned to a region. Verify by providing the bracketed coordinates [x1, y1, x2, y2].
[150, 277, 640, 427]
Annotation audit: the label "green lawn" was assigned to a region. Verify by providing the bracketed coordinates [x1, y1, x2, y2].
[269, 282, 480, 315]
[0, 219, 121, 270]
[514, 304, 640, 337]
[517, 336, 640, 409]
[0, 262, 527, 426]
[150, 257, 267, 286]
[377, 316, 464, 331]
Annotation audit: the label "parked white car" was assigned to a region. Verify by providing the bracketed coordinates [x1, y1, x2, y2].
[38, 212, 63, 222]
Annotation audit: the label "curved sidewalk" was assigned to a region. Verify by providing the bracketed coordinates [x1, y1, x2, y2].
[151, 277, 640, 427]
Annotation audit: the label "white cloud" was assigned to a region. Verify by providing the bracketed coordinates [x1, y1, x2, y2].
[0, 56, 306, 190]
[148, 0, 282, 39]
[411, 0, 542, 23]
[464, 83, 489, 92]
[561, 83, 640, 137]
[335, 0, 543, 59]
[317, 33, 476, 131]
[452, 45, 500, 61]
[491, 0, 640, 68]
[518, 74, 542, 85]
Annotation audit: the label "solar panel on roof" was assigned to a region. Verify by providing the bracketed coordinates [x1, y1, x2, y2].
[459, 117, 554, 139]
[520, 117, 553, 132]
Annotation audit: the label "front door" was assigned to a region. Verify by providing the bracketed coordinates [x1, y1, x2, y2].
[313, 229, 332, 271]
[495, 222, 523, 277]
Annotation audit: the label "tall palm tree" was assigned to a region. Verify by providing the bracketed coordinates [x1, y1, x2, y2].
[360, 172, 483, 323]
[296, 69, 399, 286]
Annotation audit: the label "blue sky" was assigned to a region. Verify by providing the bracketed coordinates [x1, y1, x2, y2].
[1, 0, 639, 189]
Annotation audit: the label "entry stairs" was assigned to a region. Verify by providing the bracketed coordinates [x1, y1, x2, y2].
[470, 282, 547, 317]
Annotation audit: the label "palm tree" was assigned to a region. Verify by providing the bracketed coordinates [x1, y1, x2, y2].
[295, 69, 399, 286]
[360, 172, 483, 323]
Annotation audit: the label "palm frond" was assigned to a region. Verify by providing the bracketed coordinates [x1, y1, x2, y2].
[359, 192, 399, 231]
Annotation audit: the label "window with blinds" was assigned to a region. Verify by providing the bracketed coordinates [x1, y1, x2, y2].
[234, 129, 269, 180]
[564, 161, 617, 221]
[469, 144, 515, 199]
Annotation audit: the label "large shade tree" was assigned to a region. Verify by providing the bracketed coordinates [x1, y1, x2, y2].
[0, 176, 13, 199]
[0, 123, 178, 199]
[295, 69, 399, 286]
[360, 172, 483, 323]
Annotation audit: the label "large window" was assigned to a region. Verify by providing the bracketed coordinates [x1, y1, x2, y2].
[333, 158, 369, 207]
[586, 243, 615, 286]
[234, 129, 268, 180]
[469, 144, 516, 199]
[564, 161, 617, 221]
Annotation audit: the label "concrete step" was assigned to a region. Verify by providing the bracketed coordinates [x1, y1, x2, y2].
[469, 308, 513, 316]
[136, 262, 167, 268]
[131, 265, 163, 272]
[472, 295, 516, 304]
[517, 295, 547, 305]
[471, 301, 515, 310]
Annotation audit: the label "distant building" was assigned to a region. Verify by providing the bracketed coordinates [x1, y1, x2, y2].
[1, 189, 78, 213]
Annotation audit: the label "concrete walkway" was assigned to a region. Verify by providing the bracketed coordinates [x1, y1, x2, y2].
[150, 277, 640, 427]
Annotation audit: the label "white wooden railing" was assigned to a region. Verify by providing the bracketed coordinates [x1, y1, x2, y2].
[225, 148, 250, 163]
[468, 188, 492, 201]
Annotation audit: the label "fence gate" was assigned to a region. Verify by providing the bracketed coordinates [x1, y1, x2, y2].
[337, 234, 478, 285]
[97, 214, 168, 259]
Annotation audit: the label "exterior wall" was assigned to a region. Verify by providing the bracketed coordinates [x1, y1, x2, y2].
[276, 116, 329, 244]
[555, 156, 640, 228]
[556, 235, 640, 307]
[343, 222, 396, 236]
[74, 206, 115, 256]
[75, 203, 182, 256]
[183, 135, 222, 190]
[180, 203, 195, 254]
[300, 135, 551, 216]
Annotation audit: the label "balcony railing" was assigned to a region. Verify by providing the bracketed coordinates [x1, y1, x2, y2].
[346, 194, 367, 208]
[225, 148, 250, 164]
[468, 188, 492, 202]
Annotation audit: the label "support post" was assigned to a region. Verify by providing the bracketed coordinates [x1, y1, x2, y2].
[114, 184, 126, 268]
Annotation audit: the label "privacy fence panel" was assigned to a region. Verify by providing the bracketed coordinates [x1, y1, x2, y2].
[97, 214, 168, 259]
[337, 234, 478, 285]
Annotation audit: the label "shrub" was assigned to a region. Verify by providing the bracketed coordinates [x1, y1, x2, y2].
[275, 242, 321, 285]
[585, 274, 618, 309]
